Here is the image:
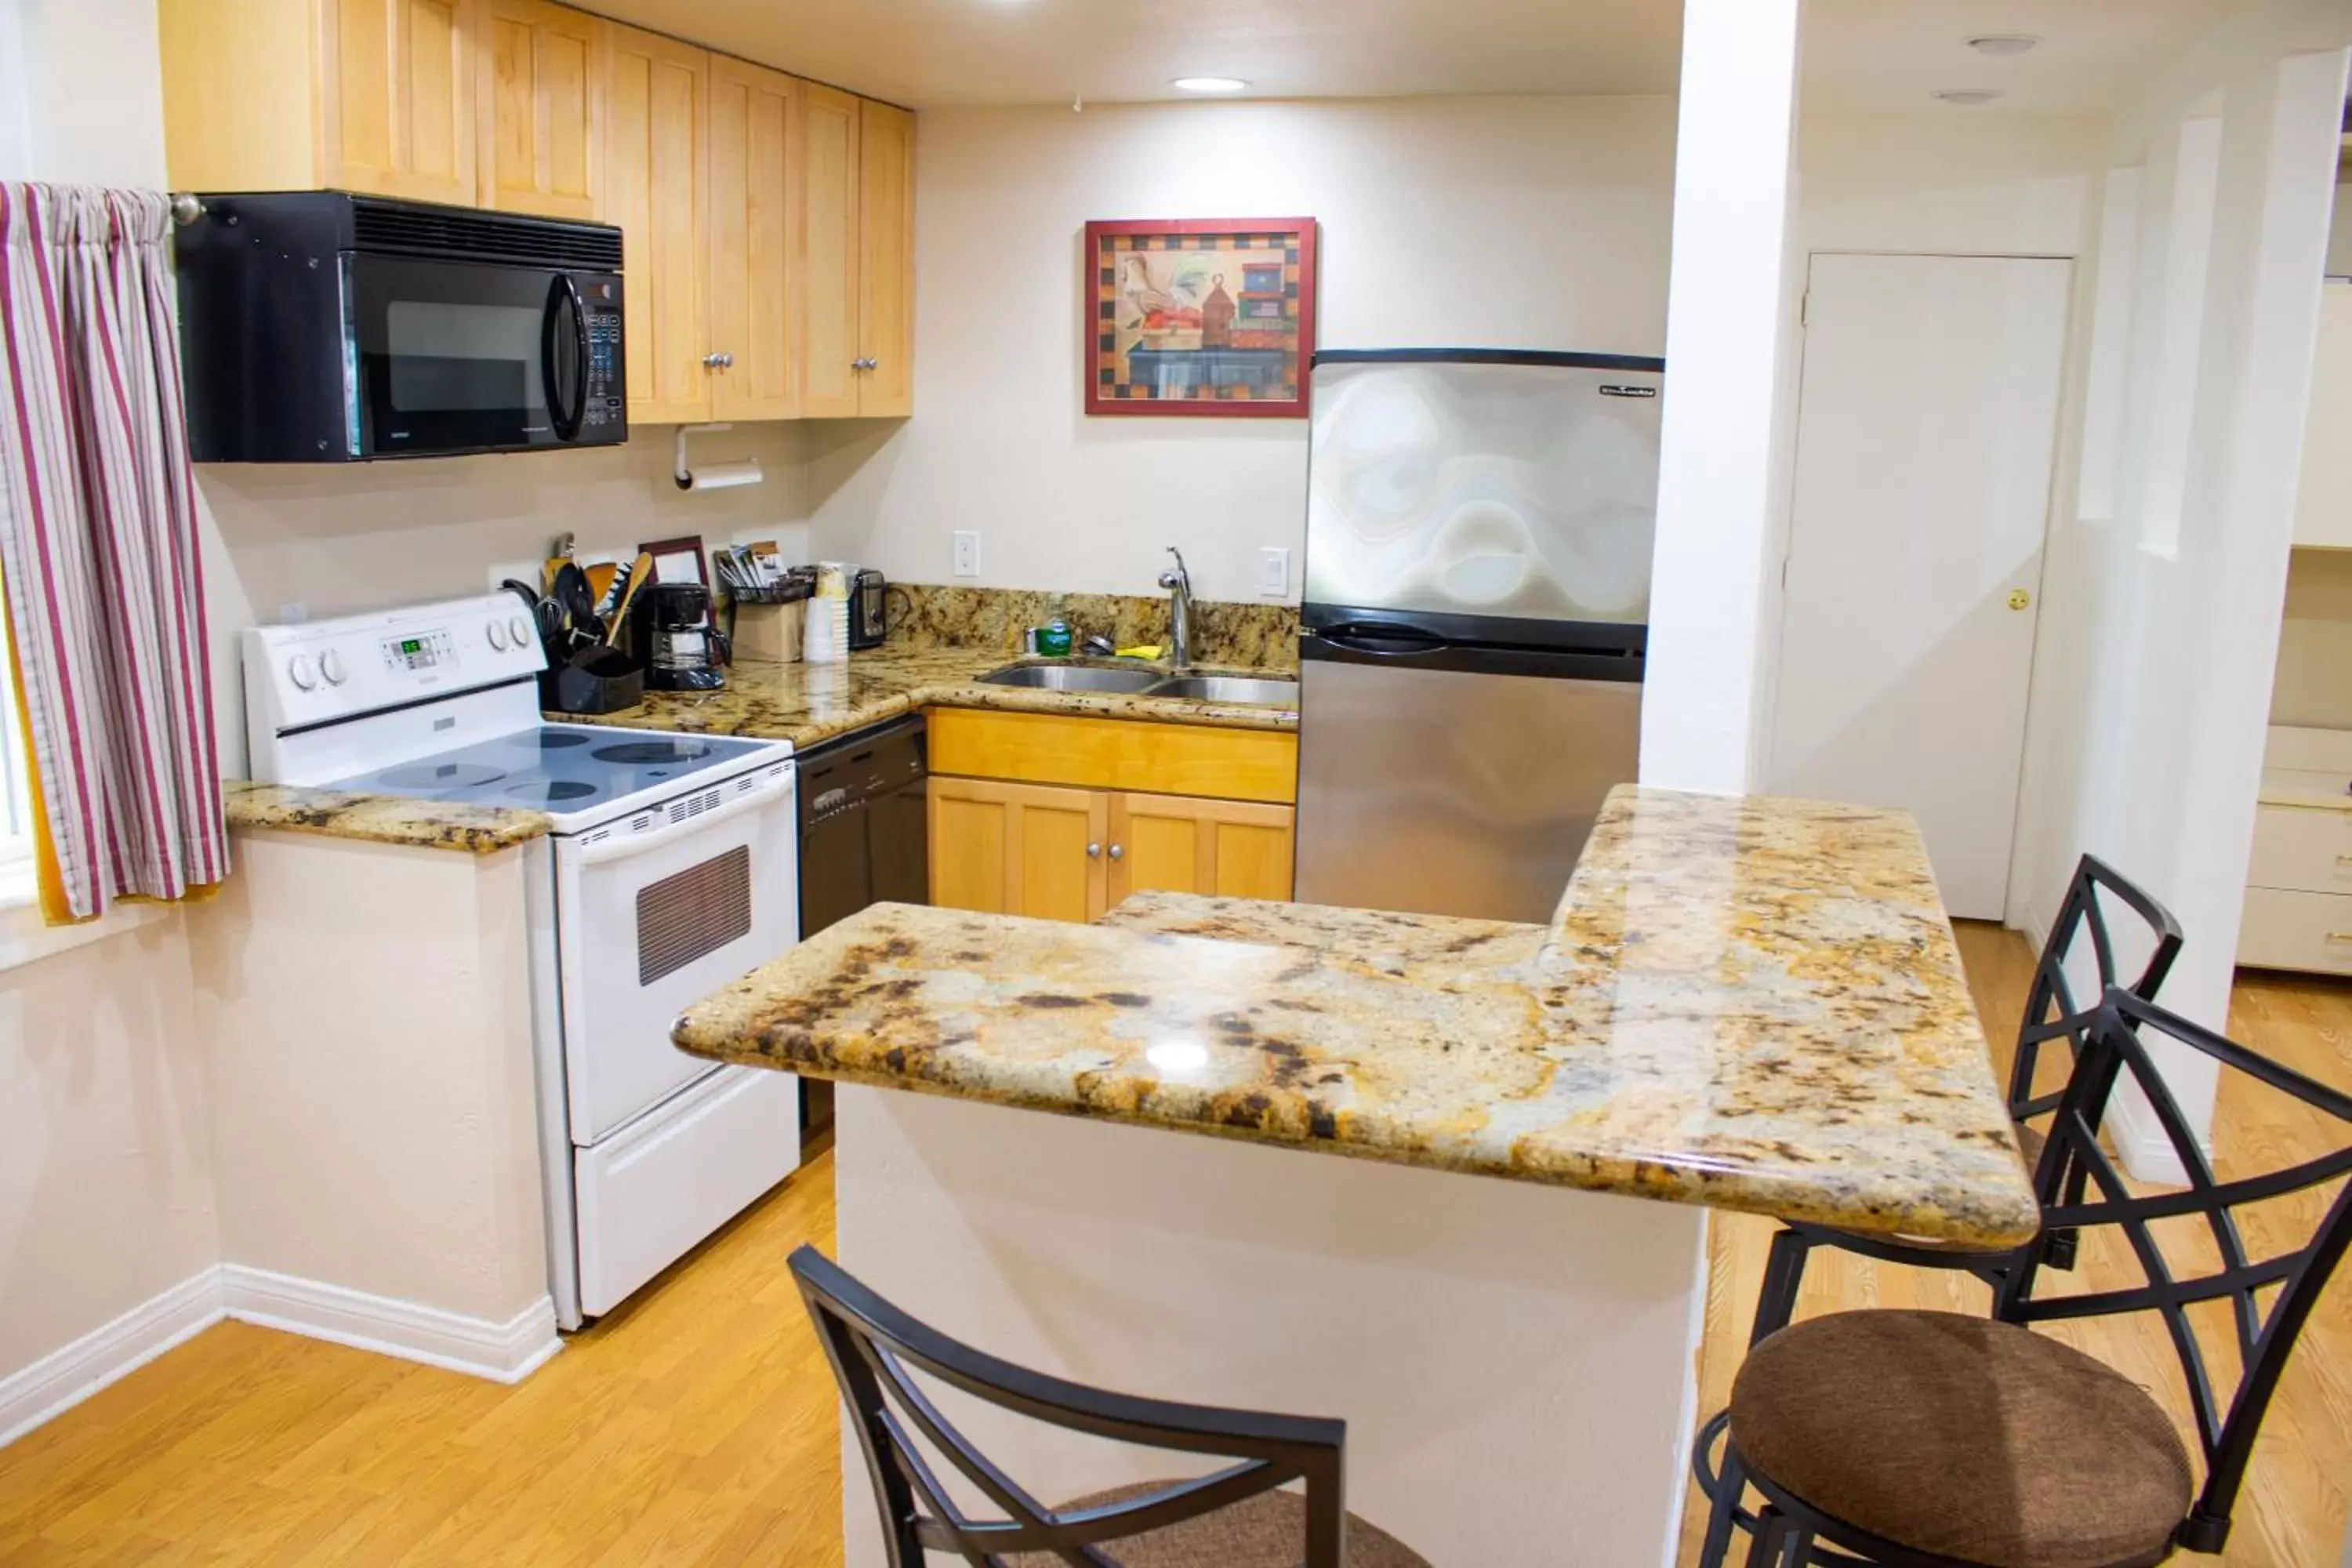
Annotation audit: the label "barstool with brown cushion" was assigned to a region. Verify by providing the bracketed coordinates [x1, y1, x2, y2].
[790, 1244, 1433, 1568]
[1693, 858, 2183, 1563]
[1700, 991, 2352, 1568]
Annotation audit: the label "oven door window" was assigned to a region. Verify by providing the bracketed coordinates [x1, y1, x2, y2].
[349, 254, 576, 455]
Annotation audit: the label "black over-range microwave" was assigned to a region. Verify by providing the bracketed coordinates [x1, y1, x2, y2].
[175, 192, 626, 462]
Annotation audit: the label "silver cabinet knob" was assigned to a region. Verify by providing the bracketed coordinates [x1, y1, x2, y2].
[1108, 844, 1124, 862]
[1087, 842, 1102, 858]
[702, 352, 735, 368]
[851, 357, 879, 371]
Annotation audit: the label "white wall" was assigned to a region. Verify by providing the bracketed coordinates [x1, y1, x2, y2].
[805, 95, 1679, 604]
[2006, 0, 2352, 1168]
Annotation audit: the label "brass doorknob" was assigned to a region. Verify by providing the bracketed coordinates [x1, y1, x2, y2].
[2007, 589, 2031, 611]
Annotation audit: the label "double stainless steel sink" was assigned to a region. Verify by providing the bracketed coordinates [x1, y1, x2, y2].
[976, 662, 1298, 708]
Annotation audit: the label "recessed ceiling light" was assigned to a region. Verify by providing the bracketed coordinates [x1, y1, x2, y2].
[1933, 88, 2005, 106]
[1965, 34, 2040, 57]
[1171, 77, 1249, 94]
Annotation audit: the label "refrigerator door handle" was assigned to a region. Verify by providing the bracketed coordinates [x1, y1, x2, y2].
[1311, 622, 1450, 657]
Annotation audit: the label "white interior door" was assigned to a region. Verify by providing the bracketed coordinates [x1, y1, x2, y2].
[1769, 252, 2071, 920]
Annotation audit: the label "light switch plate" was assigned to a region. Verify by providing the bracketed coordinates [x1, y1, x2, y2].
[1258, 546, 1290, 597]
[953, 531, 981, 578]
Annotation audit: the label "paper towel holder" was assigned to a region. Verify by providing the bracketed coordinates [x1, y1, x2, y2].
[673, 423, 764, 492]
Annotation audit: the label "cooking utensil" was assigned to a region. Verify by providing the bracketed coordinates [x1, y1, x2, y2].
[604, 552, 653, 646]
[552, 561, 596, 630]
[586, 560, 620, 611]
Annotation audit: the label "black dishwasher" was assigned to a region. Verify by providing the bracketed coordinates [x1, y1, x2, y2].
[797, 714, 928, 1134]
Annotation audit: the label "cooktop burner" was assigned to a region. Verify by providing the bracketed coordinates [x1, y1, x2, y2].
[592, 740, 713, 765]
[506, 780, 598, 802]
[325, 724, 779, 827]
[378, 762, 506, 790]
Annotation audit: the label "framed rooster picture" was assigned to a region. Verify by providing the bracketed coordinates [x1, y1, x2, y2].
[1084, 217, 1319, 417]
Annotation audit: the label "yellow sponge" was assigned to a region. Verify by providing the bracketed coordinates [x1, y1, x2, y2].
[1116, 644, 1164, 660]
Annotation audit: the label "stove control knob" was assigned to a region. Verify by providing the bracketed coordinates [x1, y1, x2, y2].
[287, 653, 318, 691]
[509, 614, 534, 649]
[318, 649, 347, 686]
[487, 619, 510, 652]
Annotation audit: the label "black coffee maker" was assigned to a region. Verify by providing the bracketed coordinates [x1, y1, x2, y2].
[637, 581, 731, 691]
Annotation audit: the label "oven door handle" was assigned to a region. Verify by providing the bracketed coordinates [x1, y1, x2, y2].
[575, 771, 793, 866]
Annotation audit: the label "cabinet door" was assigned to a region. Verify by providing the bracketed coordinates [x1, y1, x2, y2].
[709, 56, 799, 421]
[321, 0, 479, 205]
[477, 0, 599, 219]
[857, 99, 915, 416]
[601, 24, 710, 425]
[928, 778, 1107, 922]
[1108, 795, 1296, 908]
[797, 83, 862, 419]
[2294, 281, 2352, 549]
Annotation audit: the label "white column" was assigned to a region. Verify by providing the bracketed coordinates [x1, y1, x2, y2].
[1638, 0, 1804, 794]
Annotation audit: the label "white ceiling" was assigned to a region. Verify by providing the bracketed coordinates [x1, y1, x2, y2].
[593, 0, 2247, 114]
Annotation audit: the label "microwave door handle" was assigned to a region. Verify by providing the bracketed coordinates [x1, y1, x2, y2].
[574, 771, 793, 866]
[543, 273, 589, 441]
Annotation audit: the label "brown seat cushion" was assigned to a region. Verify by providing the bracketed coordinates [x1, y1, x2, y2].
[1730, 1311, 2191, 1568]
[1004, 1480, 1432, 1568]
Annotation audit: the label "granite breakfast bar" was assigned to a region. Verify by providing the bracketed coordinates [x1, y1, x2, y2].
[676, 786, 2040, 1566]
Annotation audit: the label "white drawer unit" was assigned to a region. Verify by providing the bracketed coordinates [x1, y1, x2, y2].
[2239, 726, 2352, 974]
[2239, 885, 2352, 975]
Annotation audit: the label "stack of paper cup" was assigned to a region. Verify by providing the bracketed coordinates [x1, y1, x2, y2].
[804, 562, 852, 665]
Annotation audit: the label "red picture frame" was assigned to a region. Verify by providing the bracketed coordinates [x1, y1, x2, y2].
[1084, 217, 1319, 418]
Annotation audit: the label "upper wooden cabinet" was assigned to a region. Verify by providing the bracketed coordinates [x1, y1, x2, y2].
[600, 23, 710, 426]
[857, 100, 916, 417]
[162, 0, 477, 203]
[707, 57, 801, 421]
[477, 0, 601, 220]
[158, 0, 913, 425]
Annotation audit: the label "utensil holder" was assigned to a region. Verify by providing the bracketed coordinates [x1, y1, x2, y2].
[541, 645, 644, 715]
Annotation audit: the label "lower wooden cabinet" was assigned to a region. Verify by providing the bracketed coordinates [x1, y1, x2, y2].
[927, 777, 1294, 922]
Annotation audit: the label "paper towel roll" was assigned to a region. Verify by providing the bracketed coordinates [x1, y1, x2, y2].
[682, 460, 763, 491]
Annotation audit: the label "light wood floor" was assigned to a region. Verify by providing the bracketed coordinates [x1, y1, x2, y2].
[4, 929, 2349, 1565]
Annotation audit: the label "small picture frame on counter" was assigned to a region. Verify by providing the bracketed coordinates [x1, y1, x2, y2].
[639, 535, 709, 588]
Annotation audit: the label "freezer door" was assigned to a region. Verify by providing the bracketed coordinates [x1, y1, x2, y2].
[1294, 655, 1641, 924]
[1305, 354, 1662, 624]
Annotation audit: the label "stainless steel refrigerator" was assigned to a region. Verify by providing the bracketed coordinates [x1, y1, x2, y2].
[1294, 349, 1663, 923]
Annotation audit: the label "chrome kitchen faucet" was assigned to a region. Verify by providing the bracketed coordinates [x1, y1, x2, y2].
[1159, 546, 1194, 670]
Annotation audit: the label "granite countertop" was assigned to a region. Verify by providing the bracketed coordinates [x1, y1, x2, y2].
[222, 779, 552, 854]
[554, 643, 1297, 746]
[674, 786, 2042, 1246]
[223, 643, 1297, 853]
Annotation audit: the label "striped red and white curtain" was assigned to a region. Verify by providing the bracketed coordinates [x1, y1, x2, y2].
[0, 184, 227, 923]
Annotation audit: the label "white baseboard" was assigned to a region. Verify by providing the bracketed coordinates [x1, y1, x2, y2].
[220, 1266, 562, 1385]
[2, 1268, 561, 1450]
[0, 1270, 224, 1449]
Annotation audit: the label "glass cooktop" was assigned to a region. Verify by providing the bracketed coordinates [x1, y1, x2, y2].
[328, 724, 778, 819]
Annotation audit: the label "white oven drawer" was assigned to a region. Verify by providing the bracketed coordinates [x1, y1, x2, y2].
[575, 1063, 801, 1318]
[2238, 885, 2352, 975]
[2245, 804, 2352, 895]
[556, 760, 800, 1143]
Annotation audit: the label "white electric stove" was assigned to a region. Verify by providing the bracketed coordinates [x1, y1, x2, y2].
[245, 592, 804, 1329]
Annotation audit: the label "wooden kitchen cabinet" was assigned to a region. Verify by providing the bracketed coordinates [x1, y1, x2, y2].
[797, 84, 865, 419]
[601, 23, 710, 425]
[161, 0, 479, 204]
[856, 99, 916, 416]
[1108, 794, 1296, 905]
[476, 0, 601, 220]
[928, 777, 1107, 922]
[708, 56, 801, 420]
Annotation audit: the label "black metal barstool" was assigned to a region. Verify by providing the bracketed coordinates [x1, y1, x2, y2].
[1704, 989, 2352, 1566]
[1693, 856, 2183, 1561]
[789, 1244, 1432, 1567]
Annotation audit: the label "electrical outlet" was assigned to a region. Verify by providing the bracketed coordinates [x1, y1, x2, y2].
[1258, 546, 1290, 598]
[953, 531, 981, 578]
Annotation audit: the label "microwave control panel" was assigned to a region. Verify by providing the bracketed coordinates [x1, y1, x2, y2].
[580, 289, 625, 434]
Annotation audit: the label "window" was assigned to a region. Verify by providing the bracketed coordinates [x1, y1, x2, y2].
[0, 604, 33, 902]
